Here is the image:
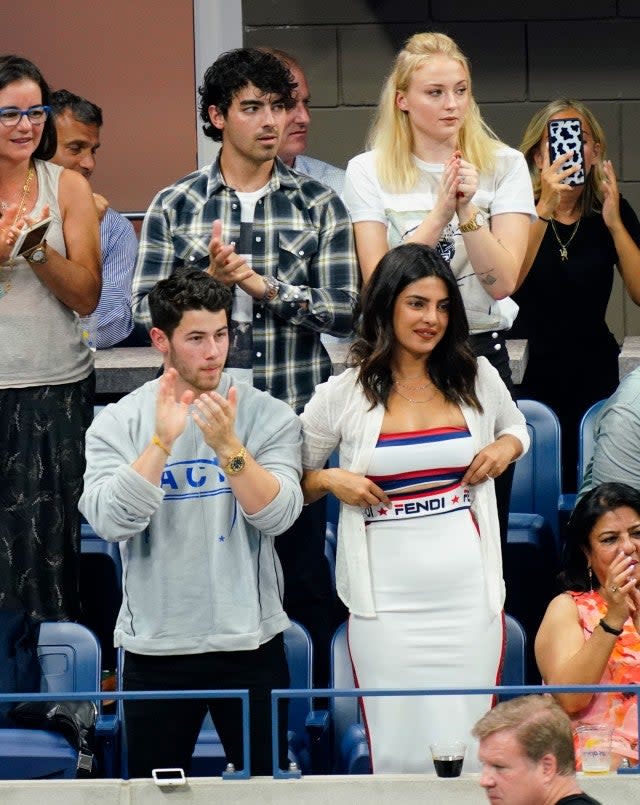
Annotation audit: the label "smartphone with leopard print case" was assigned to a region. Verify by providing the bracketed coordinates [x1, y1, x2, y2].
[547, 118, 585, 186]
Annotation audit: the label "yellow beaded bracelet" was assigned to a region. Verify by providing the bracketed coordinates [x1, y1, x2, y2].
[151, 434, 171, 457]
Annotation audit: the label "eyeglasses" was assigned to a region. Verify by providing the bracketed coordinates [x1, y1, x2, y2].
[0, 105, 50, 128]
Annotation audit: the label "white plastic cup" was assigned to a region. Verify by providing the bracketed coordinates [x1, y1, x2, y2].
[575, 725, 612, 774]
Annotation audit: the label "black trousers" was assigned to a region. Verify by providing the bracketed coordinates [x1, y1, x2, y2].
[275, 498, 334, 689]
[123, 633, 290, 777]
[469, 330, 515, 554]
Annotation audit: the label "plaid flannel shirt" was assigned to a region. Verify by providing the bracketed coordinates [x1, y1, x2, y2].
[132, 156, 358, 412]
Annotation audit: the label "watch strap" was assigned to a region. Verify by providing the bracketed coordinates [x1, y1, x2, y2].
[599, 618, 623, 637]
[459, 211, 485, 233]
[262, 275, 279, 302]
[223, 446, 247, 475]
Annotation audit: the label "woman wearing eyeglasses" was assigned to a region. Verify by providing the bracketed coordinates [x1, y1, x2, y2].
[0, 55, 100, 623]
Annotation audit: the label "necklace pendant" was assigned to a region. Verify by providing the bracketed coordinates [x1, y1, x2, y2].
[559, 245, 568, 261]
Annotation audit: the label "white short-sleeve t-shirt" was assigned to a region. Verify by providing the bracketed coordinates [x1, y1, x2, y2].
[344, 146, 535, 333]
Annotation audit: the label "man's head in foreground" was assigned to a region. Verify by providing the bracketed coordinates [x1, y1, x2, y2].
[473, 695, 581, 805]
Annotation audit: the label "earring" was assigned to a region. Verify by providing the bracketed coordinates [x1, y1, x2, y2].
[588, 565, 593, 592]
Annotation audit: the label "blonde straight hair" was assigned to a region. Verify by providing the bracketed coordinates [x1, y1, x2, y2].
[519, 99, 607, 214]
[369, 32, 503, 193]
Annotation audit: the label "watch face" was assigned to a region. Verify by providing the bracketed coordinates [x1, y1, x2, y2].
[228, 455, 245, 474]
[29, 247, 47, 263]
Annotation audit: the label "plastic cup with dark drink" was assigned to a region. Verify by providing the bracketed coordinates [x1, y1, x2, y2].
[430, 741, 466, 777]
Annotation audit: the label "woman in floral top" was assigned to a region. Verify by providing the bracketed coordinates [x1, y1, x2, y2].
[536, 482, 640, 768]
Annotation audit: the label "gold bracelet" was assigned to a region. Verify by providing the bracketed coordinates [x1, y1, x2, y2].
[151, 434, 171, 457]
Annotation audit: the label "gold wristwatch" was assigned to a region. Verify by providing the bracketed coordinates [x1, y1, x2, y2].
[223, 446, 247, 476]
[459, 211, 486, 234]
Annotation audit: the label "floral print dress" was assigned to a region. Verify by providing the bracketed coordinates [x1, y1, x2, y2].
[570, 590, 640, 763]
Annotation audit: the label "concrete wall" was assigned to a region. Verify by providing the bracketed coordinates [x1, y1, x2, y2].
[243, 1, 640, 339]
[0, 773, 638, 805]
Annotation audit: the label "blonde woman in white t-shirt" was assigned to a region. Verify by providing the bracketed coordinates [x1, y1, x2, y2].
[344, 31, 535, 547]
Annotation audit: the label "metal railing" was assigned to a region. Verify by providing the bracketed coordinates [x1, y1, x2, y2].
[271, 683, 640, 779]
[3, 683, 638, 780]
[0, 688, 251, 780]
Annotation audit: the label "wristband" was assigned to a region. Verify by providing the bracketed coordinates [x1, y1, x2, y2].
[537, 215, 551, 223]
[151, 434, 171, 457]
[599, 618, 623, 637]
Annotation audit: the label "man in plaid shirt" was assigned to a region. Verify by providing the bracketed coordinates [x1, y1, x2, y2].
[131, 48, 358, 688]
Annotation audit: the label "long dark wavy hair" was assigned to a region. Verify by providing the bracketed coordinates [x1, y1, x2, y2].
[559, 482, 640, 592]
[0, 55, 56, 160]
[350, 243, 480, 411]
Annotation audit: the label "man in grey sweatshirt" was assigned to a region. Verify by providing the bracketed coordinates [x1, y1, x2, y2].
[79, 269, 303, 777]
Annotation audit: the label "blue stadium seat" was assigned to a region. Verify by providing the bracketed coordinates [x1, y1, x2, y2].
[506, 400, 562, 682]
[0, 621, 111, 779]
[559, 398, 607, 518]
[117, 620, 327, 777]
[329, 621, 369, 775]
[500, 614, 527, 700]
[191, 620, 327, 775]
[577, 399, 607, 486]
[510, 399, 563, 556]
[329, 614, 526, 774]
[79, 523, 122, 674]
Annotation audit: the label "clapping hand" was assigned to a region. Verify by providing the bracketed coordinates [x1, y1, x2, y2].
[603, 550, 638, 630]
[192, 385, 238, 456]
[154, 367, 194, 450]
[601, 160, 622, 231]
[537, 150, 578, 219]
[455, 156, 479, 208]
[432, 152, 460, 228]
[207, 219, 254, 286]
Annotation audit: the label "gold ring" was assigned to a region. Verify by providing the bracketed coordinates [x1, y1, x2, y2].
[611, 585, 619, 593]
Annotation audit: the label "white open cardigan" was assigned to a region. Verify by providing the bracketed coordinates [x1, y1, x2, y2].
[300, 358, 530, 618]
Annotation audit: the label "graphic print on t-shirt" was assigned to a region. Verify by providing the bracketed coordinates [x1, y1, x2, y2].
[386, 208, 457, 264]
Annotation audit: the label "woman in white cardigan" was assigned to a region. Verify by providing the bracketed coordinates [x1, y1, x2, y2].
[300, 243, 529, 773]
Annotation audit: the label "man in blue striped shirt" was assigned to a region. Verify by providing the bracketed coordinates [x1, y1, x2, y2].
[50, 90, 138, 348]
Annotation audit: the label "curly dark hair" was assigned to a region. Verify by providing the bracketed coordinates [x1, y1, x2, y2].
[559, 481, 640, 591]
[0, 55, 56, 159]
[148, 269, 233, 338]
[350, 243, 481, 411]
[198, 48, 296, 142]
